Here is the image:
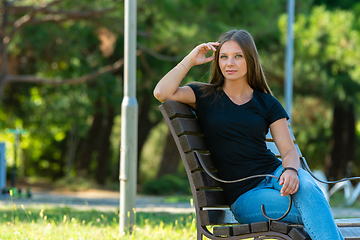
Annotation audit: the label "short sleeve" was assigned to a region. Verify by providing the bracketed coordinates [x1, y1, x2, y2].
[267, 95, 289, 125]
[187, 83, 203, 110]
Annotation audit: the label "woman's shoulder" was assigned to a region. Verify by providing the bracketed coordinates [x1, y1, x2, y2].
[187, 82, 216, 96]
[254, 90, 273, 100]
[187, 82, 210, 89]
[253, 90, 282, 108]
[254, 90, 278, 100]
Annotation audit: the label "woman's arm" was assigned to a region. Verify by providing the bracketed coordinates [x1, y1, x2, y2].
[153, 42, 219, 107]
[270, 118, 300, 197]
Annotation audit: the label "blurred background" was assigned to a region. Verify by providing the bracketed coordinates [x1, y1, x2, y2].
[0, 0, 359, 196]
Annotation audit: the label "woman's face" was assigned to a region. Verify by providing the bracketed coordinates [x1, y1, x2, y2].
[218, 40, 247, 82]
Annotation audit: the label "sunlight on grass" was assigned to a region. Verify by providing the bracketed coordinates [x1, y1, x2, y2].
[1, 195, 357, 239]
[0, 204, 197, 240]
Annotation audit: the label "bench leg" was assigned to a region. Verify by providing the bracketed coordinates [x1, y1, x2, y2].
[197, 231, 203, 240]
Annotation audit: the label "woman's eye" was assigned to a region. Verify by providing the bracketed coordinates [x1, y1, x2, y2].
[220, 55, 227, 59]
[236, 54, 243, 58]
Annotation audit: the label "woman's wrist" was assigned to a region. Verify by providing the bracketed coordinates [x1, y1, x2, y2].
[278, 167, 298, 180]
[181, 56, 196, 69]
[177, 62, 188, 69]
[282, 167, 298, 175]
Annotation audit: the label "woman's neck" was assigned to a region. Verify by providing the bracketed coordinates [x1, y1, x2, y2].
[222, 80, 253, 105]
[223, 79, 253, 98]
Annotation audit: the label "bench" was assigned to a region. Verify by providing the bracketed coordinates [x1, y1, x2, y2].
[159, 100, 360, 240]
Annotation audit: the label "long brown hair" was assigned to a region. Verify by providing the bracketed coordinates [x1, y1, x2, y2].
[197, 29, 272, 96]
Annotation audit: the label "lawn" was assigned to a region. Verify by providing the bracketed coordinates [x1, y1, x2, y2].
[0, 191, 358, 239]
[0, 204, 197, 240]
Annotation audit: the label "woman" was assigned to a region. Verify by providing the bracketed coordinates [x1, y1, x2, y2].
[154, 29, 343, 240]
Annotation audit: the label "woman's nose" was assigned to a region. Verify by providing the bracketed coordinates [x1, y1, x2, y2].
[226, 58, 234, 66]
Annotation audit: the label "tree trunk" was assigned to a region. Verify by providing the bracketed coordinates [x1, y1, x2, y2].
[0, 0, 9, 100]
[112, 150, 120, 182]
[76, 100, 103, 174]
[95, 104, 115, 185]
[325, 102, 355, 180]
[66, 125, 80, 176]
[137, 92, 161, 180]
[156, 129, 180, 179]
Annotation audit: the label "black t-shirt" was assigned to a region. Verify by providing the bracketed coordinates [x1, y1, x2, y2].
[188, 84, 289, 205]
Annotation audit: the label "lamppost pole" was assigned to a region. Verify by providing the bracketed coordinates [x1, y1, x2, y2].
[120, 0, 138, 235]
[285, 0, 295, 124]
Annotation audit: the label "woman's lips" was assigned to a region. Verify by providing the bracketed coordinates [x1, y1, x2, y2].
[226, 70, 236, 74]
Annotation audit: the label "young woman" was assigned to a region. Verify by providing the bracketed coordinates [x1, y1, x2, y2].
[154, 29, 344, 240]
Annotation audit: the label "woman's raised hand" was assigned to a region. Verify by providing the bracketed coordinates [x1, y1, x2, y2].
[153, 42, 219, 103]
[184, 42, 220, 67]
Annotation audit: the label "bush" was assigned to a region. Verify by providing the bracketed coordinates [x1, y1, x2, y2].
[142, 173, 191, 195]
[54, 176, 98, 191]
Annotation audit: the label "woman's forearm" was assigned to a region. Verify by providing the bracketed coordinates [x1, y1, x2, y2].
[281, 148, 300, 170]
[153, 57, 193, 102]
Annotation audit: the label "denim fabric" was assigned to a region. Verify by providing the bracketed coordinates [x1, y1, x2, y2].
[230, 165, 344, 240]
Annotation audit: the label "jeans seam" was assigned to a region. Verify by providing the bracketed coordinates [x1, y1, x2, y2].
[293, 200, 317, 240]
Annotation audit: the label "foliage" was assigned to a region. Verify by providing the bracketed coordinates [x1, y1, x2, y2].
[1, 0, 360, 187]
[1, 0, 124, 180]
[54, 176, 99, 191]
[277, 5, 360, 170]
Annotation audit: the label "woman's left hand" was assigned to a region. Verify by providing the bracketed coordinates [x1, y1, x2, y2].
[279, 170, 299, 197]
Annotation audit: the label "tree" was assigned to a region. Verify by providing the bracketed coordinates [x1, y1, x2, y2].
[0, 0, 125, 182]
[278, 5, 360, 179]
[0, 0, 122, 98]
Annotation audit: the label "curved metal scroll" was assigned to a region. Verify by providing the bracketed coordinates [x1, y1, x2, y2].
[300, 157, 360, 184]
[194, 151, 292, 221]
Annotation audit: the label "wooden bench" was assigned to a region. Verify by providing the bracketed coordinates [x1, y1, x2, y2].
[159, 100, 360, 240]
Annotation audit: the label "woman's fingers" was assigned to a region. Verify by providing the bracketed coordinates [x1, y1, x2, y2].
[187, 42, 220, 66]
[279, 171, 299, 197]
[198, 42, 220, 52]
[205, 42, 220, 51]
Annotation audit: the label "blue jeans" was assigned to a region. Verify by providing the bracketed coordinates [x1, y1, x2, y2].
[230, 165, 344, 240]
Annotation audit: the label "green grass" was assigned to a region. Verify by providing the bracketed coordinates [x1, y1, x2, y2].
[0, 204, 197, 240]
[164, 195, 193, 203]
[0, 191, 358, 240]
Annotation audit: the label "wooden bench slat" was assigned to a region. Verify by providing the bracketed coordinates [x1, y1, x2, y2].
[213, 226, 233, 237]
[251, 221, 269, 233]
[186, 152, 216, 172]
[266, 129, 295, 142]
[340, 227, 360, 240]
[199, 209, 238, 226]
[179, 135, 208, 153]
[266, 141, 303, 158]
[336, 218, 360, 227]
[232, 224, 251, 235]
[271, 221, 297, 234]
[192, 171, 222, 190]
[288, 227, 311, 240]
[171, 118, 202, 136]
[197, 190, 227, 208]
[162, 100, 196, 119]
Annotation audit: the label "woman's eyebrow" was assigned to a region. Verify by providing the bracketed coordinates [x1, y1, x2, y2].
[220, 51, 243, 54]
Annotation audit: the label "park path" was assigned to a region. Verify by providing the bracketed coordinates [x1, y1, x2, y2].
[0, 187, 359, 218]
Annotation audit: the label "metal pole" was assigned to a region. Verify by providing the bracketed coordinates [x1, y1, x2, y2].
[0, 143, 6, 193]
[284, 0, 295, 125]
[120, 0, 138, 235]
[11, 132, 19, 187]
